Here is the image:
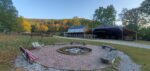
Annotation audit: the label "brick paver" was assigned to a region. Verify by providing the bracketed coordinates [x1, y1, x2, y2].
[31, 44, 109, 70]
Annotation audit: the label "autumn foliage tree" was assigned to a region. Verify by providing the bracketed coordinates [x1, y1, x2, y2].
[27, 17, 101, 33]
[19, 17, 31, 32]
[72, 17, 81, 26]
[63, 19, 68, 25]
[37, 24, 49, 32]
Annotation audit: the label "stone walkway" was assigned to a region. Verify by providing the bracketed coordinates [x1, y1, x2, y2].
[57, 36, 150, 49]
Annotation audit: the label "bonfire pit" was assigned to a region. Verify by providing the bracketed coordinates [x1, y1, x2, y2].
[17, 44, 109, 70]
[57, 46, 92, 55]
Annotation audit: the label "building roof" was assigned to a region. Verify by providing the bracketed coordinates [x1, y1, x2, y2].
[69, 25, 85, 29]
[67, 25, 86, 33]
[94, 24, 122, 30]
[93, 25, 135, 36]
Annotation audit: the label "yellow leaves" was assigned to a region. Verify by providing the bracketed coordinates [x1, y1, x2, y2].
[72, 18, 81, 26]
[55, 24, 60, 31]
[37, 24, 49, 32]
[22, 19, 31, 32]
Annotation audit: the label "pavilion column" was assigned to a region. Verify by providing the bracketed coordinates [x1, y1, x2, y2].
[135, 32, 137, 40]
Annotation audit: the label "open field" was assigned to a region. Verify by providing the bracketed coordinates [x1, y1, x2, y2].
[0, 33, 150, 71]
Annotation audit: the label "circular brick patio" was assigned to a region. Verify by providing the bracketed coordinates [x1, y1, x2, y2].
[31, 44, 109, 70]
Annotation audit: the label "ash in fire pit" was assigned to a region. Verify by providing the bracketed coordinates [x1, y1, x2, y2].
[57, 46, 92, 55]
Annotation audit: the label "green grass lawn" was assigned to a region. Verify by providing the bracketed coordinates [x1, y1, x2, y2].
[0, 33, 150, 71]
[134, 40, 150, 45]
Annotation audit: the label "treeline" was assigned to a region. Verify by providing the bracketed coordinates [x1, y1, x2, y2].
[26, 17, 100, 33]
[0, 0, 116, 33]
[0, 0, 101, 33]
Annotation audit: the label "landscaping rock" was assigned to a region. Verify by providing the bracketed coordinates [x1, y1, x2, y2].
[101, 51, 118, 64]
[117, 51, 141, 71]
[15, 56, 61, 71]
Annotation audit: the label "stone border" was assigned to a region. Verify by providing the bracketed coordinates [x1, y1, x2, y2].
[56, 46, 92, 55]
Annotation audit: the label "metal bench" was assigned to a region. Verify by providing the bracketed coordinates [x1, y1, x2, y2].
[19, 47, 38, 63]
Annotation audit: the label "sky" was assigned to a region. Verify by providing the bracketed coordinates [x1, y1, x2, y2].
[12, 0, 144, 20]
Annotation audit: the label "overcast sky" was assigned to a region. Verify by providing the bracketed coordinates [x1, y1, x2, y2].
[12, 0, 144, 20]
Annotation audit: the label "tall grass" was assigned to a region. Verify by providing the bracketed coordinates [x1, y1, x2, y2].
[0, 34, 58, 71]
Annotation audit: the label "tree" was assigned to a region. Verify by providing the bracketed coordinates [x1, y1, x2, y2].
[72, 17, 81, 26]
[139, 27, 150, 40]
[63, 19, 68, 25]
[37, 24, 48, 32]
[119, 0, 150, 40]
[31, 24, 37, 32]
[139, 0, 150, 23]
[120, 8, 140, 31]
[140, 0, 150, 15]
[0, 0, 19, 32]
[80, 19, 101, 28]
[55, 23, 60, 31]
[93, 5, 116, 25]
[22, 18, 32, 32]
[18, 16, 24, 32]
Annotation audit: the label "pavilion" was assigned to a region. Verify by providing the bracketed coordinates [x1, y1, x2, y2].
[93, 25, 136, 40]
[65, 25, 135, 40]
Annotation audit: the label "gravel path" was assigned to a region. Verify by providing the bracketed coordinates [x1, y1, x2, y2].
[57, 36, 150, 49]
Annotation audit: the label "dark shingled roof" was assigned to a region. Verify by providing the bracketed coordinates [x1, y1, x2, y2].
[93, 25, 135, 36]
